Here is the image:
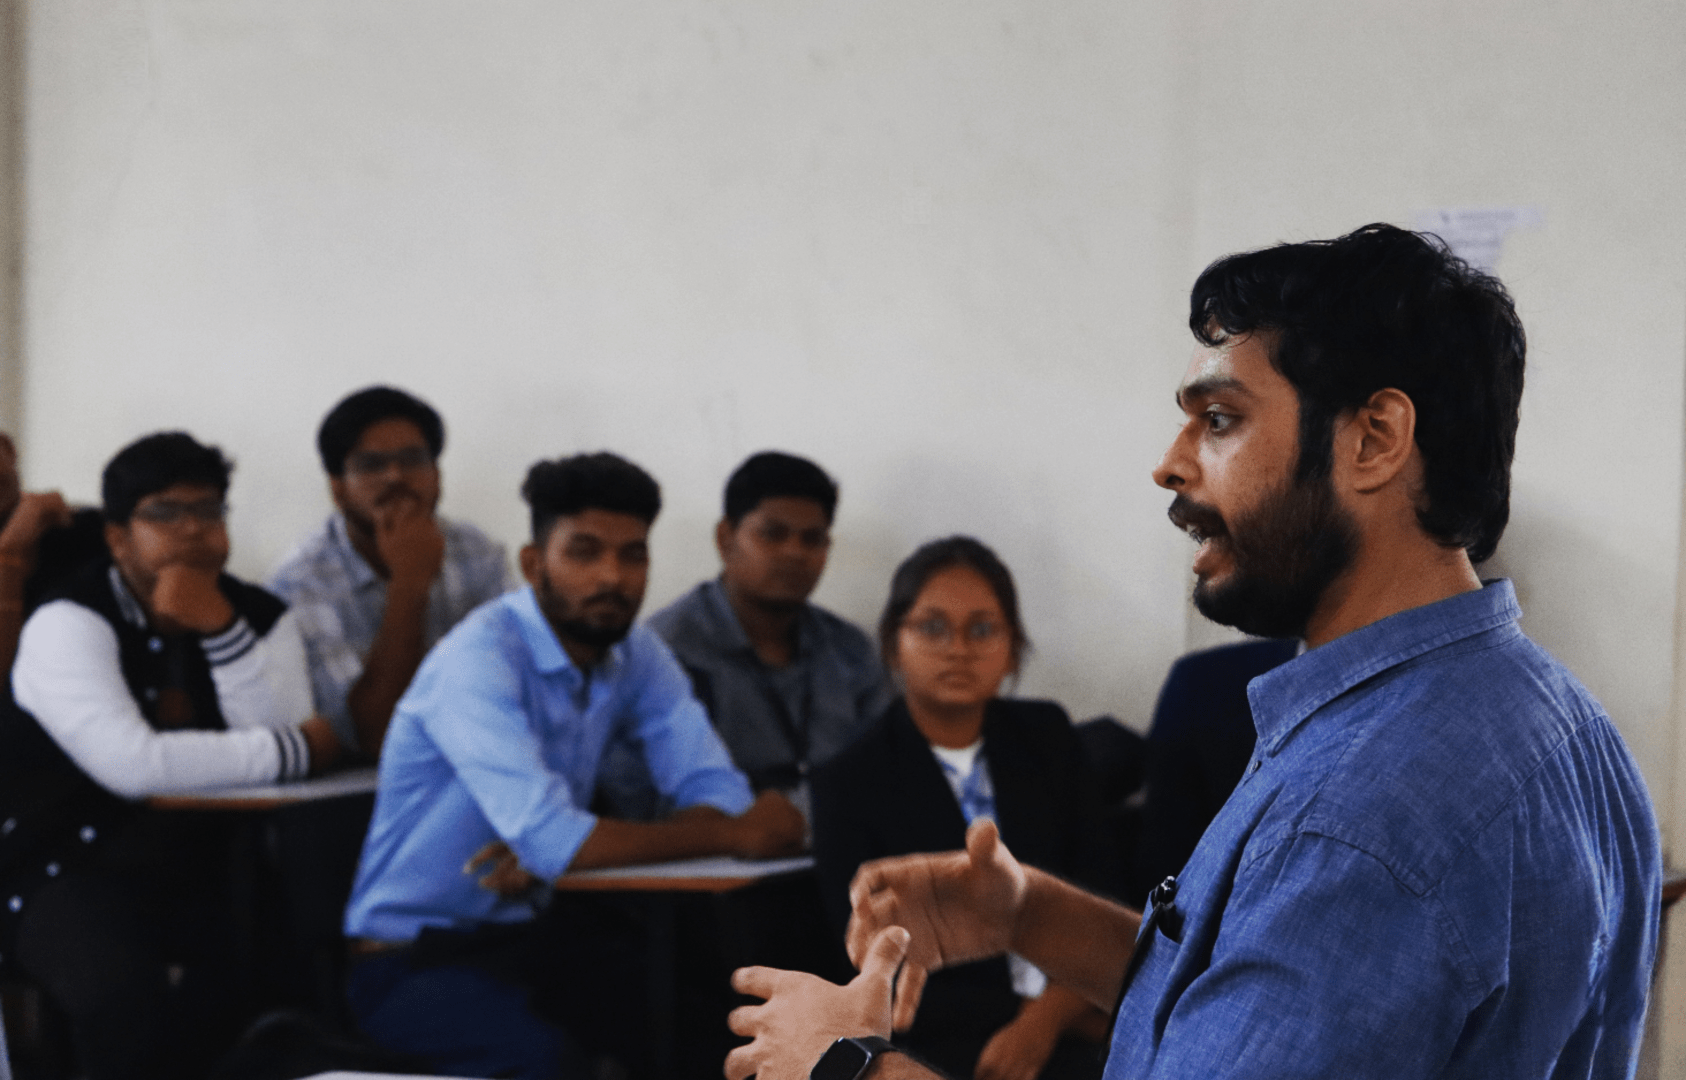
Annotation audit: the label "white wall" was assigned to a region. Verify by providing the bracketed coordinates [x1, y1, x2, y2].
[22, 0, 1199, 735]
[17, 0, 1686, 1063]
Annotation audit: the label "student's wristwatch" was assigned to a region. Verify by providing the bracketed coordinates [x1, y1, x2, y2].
[810, 1036, 900, 1080]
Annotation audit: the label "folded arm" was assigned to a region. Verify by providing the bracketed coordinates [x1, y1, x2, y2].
[14, 601, 315, 797]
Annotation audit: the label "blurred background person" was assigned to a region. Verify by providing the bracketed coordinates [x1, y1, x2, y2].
[812, 536, 1117, 1080]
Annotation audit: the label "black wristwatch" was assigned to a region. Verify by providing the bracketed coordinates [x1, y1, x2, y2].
[810, 1036, 899, 1080]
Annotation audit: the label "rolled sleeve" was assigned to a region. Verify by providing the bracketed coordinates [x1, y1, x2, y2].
[627, 634, 753, 816]
[14, 602, 285, 798]
[1140, 834, 1472, 1079]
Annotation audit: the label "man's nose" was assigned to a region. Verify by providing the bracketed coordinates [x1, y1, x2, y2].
[1152, 432, 1195, 492]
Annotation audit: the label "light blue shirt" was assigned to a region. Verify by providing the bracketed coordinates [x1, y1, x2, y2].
[343, 585, 755, 942]
[1109, 580, 1661, 1079]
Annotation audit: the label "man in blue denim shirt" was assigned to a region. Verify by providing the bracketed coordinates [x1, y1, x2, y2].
[726, 225, 1661, 1080]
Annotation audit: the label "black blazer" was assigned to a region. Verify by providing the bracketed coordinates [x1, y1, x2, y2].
[810, 697, 1117, 1069]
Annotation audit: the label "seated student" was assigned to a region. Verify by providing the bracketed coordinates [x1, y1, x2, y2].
[270, 386, 510, 755]
[0, 432, 342, 1080]
[342, 451, 805, 1080]
[0, 432, 106, 676]
[811, 536, 1114, 1080]
[1127, 638, 1296, 904]
[600, 451, 893, 820]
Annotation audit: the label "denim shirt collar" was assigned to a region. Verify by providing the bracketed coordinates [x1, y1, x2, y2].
[509, 584, 625, 680]
[1247, 579, 1522, 757]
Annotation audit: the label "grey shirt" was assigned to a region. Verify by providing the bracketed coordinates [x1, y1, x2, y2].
[268, 512, 511, 748]
[596, 579, 894, 818]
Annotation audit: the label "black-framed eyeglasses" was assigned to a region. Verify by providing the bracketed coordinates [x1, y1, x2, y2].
[345, 446, 435, 477]
[901, 615, 1007, 649]
[132, 499, 228, 526]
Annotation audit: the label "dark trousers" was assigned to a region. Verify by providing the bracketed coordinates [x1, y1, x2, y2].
[14, 818, 240, 1080]
[347, 894, 653, 1080]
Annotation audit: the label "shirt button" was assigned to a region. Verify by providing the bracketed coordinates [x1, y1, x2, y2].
[79, 826, 97, 843]
[1250, 759, 1262, 774]
[144, 687, 158, 701]
[7, 897, 20, 913]
[148, 637, 163, 652]
[1, 818, 15, 836]
[44, 863, 59, 877]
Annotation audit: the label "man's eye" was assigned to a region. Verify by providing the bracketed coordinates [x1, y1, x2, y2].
[758, 526, 789, 544]
[565, 543, 602, 561]
[1205, 411, 1236, 433]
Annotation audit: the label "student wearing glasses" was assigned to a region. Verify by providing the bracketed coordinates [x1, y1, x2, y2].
[270, 386, 511, 755]
[0, 431, 341, 1080]
[810, 537, 1115, 1080]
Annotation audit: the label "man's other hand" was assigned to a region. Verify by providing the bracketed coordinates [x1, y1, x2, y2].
[726, 925, 908, 1080]
[151, 564, 236, 635]
[0, 491, 72, 562]
[848, 819, 1028, 1032]
[374, 498, 446, 590]
[729, 789, 806, 859]
[466, 840, 540, 897]
[300, 716, 346, 776]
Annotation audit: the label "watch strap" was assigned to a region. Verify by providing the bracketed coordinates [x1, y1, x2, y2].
[810, 1035, 900, 1080]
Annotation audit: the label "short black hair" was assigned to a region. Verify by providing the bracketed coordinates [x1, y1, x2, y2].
[316, 386, 445, 476]
[1189, 223, 1526, 564]
[877, 535, 1030, 670]
[723, 451, 839, 526]
[102, 432, 233, 524]
[521, 452, 663, 543]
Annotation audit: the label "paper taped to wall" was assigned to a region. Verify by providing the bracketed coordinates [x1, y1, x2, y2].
[1413, 206, 1544, 271]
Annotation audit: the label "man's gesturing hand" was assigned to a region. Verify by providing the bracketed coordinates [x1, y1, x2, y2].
[725, 925, 909, 1080]
[847, 819, 1028, 1032]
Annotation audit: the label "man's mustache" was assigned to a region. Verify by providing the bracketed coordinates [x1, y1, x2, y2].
[1167, 495, 1228, 543]
[581, 590, 635, 612]
[375, 486, 421, 506]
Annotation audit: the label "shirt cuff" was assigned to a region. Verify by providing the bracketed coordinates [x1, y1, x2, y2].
[671, 770, 755, 817]
[510, 805, 600, 881]
[202, 617, 258, 667]
[273, 726, 311, 781]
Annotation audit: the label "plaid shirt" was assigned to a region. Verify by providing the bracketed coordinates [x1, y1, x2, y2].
[268, 512, 511, 748]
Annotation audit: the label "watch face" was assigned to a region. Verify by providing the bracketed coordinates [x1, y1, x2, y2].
[810, 1039, 872, 1080]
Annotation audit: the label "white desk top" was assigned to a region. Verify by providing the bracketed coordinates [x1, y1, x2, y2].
[149, 766, 379, 809]
[557, 853, 815, 892]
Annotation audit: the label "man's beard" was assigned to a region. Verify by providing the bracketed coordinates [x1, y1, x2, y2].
[1168, 471, 1359, 640]
[534, 568, 639, 650]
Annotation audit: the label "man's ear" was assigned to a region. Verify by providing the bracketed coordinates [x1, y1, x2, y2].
[1341, 388, 1417, 495]
[714, 518, 734, 562]
[103, 521, 131, 561]
[518, 543, 542, 586]
[327, 474, 349, 512]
